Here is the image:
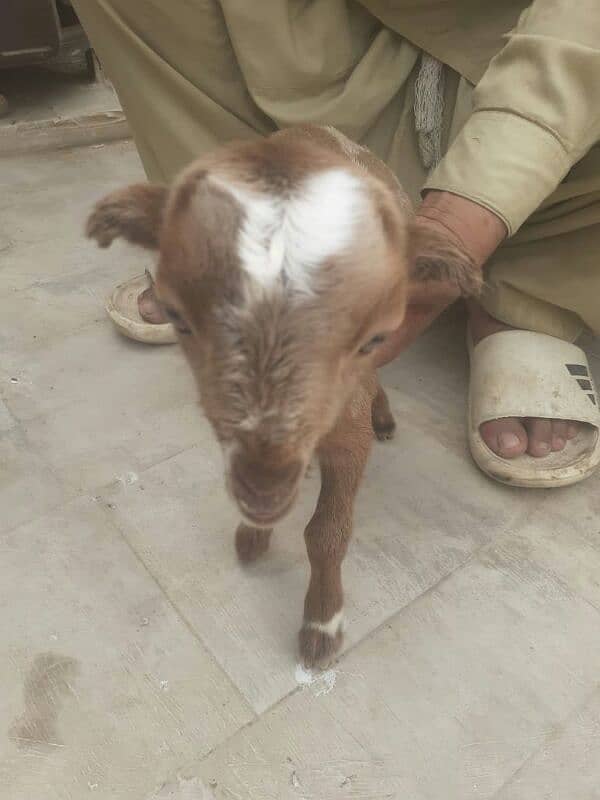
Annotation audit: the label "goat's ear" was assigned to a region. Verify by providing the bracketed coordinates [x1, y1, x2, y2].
[86, 183, 167, 250]
[408, 219, 482, 297]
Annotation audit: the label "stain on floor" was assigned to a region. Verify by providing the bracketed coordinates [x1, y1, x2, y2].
[9, 652, 79, 750]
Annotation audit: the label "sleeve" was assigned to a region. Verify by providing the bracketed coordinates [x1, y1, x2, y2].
[423, 0, 600, 235]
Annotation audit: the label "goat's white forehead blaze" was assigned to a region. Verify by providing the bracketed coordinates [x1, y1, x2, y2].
[210, 169, 368, 293]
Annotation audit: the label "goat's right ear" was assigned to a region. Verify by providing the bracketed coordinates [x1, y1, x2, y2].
[86, 183, 167, 250]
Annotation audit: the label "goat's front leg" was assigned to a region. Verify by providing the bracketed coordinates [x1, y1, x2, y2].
[299, 389, 373, 667]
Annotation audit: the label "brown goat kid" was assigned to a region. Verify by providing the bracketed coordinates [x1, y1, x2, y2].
[87, 125, 476, 667]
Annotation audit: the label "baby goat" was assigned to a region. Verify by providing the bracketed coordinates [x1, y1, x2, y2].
[87, 125, 474, 667]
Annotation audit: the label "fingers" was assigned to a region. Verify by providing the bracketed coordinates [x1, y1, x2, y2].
[373, 299, 454, 367]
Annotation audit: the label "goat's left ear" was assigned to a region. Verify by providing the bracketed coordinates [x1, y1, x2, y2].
[86, 183, 168, 250]
[408, 219, 482, 297]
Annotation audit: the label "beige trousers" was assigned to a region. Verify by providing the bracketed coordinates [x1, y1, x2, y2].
[72, 0, 600, 340]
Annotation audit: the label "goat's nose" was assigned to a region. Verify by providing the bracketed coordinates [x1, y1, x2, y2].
[230, 453, 303, 523]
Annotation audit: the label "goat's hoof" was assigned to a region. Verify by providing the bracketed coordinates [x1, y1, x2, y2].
[86, 205, 124, 248]
[235, 523, 272, 563]
[373, 415, 396, 441]
[299, 625, 343, 669]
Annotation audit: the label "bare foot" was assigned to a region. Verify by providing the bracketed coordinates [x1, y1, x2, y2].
[138, 285, 169, 324]
[468, 300, 580, 459]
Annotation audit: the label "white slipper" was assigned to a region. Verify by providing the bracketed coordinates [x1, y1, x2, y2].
[468, 330, 600, 488]
[105, 272, 177, 345]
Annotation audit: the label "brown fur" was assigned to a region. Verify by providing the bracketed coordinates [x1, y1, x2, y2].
[85, 183, 167, 249]
[87, 125, 477, 667]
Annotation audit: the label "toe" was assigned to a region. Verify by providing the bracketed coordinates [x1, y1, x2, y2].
[480, 418, 528, 459]
[138, 287, 168, 324]
[525, 418, 553, 457]
[551, 420, 569, 452]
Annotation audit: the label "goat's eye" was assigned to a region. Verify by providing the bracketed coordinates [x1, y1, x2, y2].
[358, 333, 386, 355]
[164, 307, 192, 335]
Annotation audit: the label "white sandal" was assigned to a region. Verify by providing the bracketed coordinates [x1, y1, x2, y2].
[105, 272, 177, 344]
[468, 330, 600, 488]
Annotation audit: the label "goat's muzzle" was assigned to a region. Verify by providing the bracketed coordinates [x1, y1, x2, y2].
[229, 452, 304, 527]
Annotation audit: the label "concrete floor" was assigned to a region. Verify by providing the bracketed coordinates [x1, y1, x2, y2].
[2, 140, 600, 800]
[0, 67, 120, 128]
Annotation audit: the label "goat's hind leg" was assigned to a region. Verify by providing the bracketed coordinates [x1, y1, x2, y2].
[235, 523, 272, 563]
[371, 380, 396, 441]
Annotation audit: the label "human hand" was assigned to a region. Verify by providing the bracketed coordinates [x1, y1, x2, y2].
[375, 190, 507, 367]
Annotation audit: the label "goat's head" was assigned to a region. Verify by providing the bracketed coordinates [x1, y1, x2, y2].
[87, 135, 473, 526]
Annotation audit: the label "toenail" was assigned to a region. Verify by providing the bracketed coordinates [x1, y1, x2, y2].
[499, 432, 520, 451]
[537, 441, 551, 452]
[554, 437, 566, 449]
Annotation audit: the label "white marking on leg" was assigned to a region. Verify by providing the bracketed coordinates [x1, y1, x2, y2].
[237, 412, 261, 432]
[304, 609, 345, 638]
[210, 170, 368, 293]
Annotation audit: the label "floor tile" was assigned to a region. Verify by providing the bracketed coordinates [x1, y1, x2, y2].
[0, 497, 252, 800]
[0, 427, 67, 534]
[187, 529, 600, 799]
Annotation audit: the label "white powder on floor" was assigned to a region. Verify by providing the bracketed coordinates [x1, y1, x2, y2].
[116, 471, 139, 486]
[294, 663, 337, 696]
[149, 775, 216, 800]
